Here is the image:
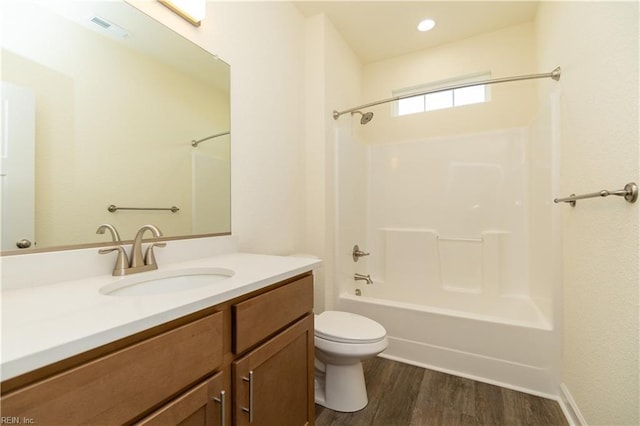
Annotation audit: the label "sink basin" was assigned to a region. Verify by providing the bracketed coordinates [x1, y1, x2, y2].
[100, 267, 234, 297]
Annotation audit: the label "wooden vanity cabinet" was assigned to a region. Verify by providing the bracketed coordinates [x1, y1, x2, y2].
[1, 311, 225, 425]
[0, 272, 314, 426]
[233, 315, 314, 426]
[232, 273, 315, 426]
[136, 369, 229, 426]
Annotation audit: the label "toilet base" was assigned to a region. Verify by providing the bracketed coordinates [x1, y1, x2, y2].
[314, 361, 368, 412]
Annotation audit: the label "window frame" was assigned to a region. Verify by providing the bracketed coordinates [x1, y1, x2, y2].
[393, 72, 492, 117]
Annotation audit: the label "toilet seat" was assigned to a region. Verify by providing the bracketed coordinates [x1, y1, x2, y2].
[315, 311, 386, 344]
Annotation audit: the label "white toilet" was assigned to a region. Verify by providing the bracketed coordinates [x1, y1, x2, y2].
[314, 310, 388, 412]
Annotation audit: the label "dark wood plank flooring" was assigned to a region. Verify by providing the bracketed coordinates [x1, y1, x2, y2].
[315, 357, 568, 426]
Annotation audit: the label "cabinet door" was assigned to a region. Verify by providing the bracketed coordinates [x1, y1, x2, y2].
[233, 314, 314, 426]
[136, 370, 229, 426]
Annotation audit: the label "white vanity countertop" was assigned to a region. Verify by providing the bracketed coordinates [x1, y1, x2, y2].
[1, 252, 321, 381]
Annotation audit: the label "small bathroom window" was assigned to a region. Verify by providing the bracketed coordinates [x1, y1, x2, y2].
[394, 72, 491, 116]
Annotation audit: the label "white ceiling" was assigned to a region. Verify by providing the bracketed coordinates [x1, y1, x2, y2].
[293, 1, 539, 63]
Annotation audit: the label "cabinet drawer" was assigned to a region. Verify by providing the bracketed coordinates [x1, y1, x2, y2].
[1, 311, 223, 425]
[233, 274, 313, 354]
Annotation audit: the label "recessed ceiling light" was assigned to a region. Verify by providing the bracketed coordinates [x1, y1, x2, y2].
[417, 19, 436, 32]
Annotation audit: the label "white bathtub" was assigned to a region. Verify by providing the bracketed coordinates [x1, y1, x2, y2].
[337, 288, 559, 396]
[334, 122, 561, 397]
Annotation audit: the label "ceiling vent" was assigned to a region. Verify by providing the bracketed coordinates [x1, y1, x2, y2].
[89, 16, 128, 39]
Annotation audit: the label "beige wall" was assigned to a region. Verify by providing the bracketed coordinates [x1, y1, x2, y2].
[130, 3, 361, 312]
[323, 15, 366, 310]
[362, 22, 537, 143]
[536, 2, 639, 424]
[302, 14, 365, 311]
[130, 1, 307, 255]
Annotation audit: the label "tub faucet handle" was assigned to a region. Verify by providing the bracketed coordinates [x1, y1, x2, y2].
[352, 245, 370, 262]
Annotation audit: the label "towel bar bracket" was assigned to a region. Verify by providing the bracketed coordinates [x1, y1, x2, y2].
[623, 182, 639, 203]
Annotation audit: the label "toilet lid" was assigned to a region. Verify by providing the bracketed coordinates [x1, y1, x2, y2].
[315, 311, 386, 344]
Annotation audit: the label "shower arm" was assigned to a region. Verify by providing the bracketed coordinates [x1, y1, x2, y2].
[332, 67, 561, 120]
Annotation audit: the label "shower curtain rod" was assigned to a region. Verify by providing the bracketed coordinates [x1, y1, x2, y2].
[332, 67, 561, 120]
[191, 131, 230, 147]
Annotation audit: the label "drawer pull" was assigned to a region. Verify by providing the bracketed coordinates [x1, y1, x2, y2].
[212, 390, 226, 426]
[241, 370, 254, 423]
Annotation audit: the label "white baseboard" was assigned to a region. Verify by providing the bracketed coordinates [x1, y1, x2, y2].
[380, 336, 558, 396]
[558, 383, 586, 426]
[379, 352, 558, 401]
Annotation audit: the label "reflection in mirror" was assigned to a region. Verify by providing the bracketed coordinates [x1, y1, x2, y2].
[0, 1, 230, 254]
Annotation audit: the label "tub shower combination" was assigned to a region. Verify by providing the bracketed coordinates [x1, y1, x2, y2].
[332, 69, 563, 396]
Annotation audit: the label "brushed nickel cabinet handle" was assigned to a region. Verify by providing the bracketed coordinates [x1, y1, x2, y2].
[212, 390, 226, 426]
[241, 370, 254, 423]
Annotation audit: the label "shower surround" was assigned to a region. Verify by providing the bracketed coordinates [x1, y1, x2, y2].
[333, 98, 561, 395]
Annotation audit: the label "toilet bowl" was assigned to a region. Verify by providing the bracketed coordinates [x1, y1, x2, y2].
[314, 310, 388, 412]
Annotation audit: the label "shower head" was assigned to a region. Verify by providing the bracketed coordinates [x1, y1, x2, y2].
[351, 110, 374, 125]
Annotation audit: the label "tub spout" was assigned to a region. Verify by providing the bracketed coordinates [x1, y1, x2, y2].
[354, 273, 373, 285]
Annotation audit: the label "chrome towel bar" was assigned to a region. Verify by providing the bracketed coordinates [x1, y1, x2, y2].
[554, 182, 638, 206]
[108, 204, 180, 213]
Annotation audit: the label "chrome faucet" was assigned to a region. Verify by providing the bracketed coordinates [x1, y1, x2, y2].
[99, 224, 166, 276]
[354, 273, 373, 285]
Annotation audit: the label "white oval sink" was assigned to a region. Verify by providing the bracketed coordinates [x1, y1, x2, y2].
[100, 267, 234, 297]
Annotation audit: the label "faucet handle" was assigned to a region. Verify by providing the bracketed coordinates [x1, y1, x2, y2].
[352, 245, 370, 262]
[144, 242, 167, 267]
[99, 246, 129, 276]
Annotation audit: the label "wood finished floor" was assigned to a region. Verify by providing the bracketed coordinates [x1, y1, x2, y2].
[315, 357, 568, 426]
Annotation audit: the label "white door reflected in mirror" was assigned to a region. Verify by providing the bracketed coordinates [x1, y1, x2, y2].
[1, 82, 35, 251]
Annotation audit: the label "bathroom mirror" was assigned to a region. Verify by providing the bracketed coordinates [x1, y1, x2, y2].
[0, 1, 230, 254]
